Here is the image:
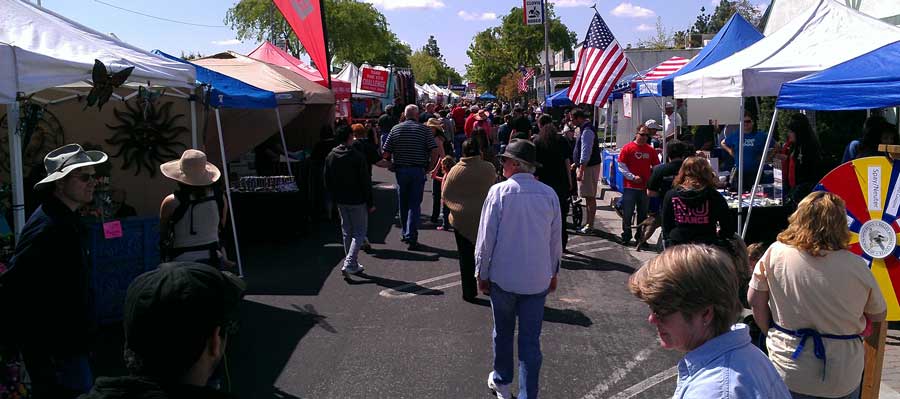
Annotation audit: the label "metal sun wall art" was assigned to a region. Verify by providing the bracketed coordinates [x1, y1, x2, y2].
[105, 97, 187, 177]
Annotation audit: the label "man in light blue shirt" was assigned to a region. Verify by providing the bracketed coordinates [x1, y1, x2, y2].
[475, 139, 561, 399]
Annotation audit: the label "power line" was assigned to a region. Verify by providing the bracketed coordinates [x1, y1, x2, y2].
[92, 0, 226, 28]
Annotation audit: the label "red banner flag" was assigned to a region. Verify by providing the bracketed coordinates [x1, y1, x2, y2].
[274, 0, 330, 87]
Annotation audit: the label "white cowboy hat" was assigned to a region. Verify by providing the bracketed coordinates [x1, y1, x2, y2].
[160, 149, 221, 186]
[35, 144, 108, 189]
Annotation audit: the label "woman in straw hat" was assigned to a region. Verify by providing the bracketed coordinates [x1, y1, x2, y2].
[159, 149, 230, 268]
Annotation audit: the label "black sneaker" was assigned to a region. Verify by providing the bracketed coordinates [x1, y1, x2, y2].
[407, 241, 423, 251]
[400, 237, 410, 243]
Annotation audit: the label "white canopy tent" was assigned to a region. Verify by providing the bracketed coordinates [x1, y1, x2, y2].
[0, 0, 196, 236]
[674, 0, 900, 99]
[672, 0, 900, 234]
[762, 0, 900, 35]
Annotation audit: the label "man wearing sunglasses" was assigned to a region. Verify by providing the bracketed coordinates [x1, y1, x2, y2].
[0, 144, 107, 398]
[82, 262, 245, 398]
[618, 125, 660, 245]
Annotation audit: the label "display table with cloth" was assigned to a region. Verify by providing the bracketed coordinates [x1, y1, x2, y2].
[85, 216, 160, 324]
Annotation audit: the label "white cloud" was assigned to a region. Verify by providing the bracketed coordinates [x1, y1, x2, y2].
[635, 24, 654, 31]
[611, 2, 655, 18]
[457, 10, 497, 21]
[549, 0, 594, 7]
[211, 39, 241, 46]
[365, 0, 445, 10]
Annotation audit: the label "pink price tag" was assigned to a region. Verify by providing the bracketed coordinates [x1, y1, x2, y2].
[103, 220, 123, 239]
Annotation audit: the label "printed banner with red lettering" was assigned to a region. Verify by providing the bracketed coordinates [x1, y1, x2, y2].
[274, 0, 329, 87]
[360, 67, 389, 93]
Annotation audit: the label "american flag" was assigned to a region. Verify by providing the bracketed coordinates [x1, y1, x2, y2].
[568, 13, 627, 106]
[518, 67, 535, 93]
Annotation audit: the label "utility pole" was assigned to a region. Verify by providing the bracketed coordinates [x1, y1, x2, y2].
[542, 0, 551, 100]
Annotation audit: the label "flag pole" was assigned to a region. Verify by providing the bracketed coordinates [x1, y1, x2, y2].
[320, 0, 333, 89]
[589, 4, 663, 112]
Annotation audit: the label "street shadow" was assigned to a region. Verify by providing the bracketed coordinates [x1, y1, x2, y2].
[228, 300, 329, 399]
[408, 242, 459, 259]
[461, 298, 593, 327]
[366, 184, 399, 245]
[561, 253, 636, 274]
[342, 271, 443, 296]
[240, 222, 346, 296]
[544, 306, 593, 327]
[369, 248, 440, 262]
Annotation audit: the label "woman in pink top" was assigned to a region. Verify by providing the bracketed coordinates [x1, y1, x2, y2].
[748, 191, 887, 399]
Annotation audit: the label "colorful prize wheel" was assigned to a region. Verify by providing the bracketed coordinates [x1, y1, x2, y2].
[817, 156, 900, 321]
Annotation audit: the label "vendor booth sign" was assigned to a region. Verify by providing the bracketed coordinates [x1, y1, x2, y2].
[623, 93, 632, 119]
[360, 67, 389, 94]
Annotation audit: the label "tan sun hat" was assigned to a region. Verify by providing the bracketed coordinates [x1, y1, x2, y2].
[425, 118, 444, 131]
[35, 144, 108, 189]
[160, 149, 221, 186]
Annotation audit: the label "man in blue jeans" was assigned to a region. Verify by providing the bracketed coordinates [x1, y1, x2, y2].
[325, 126, 375, 274]
[475, 139, 562, 399]
[383, 104, 439, 250]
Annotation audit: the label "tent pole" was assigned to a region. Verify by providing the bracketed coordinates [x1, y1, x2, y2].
[737, 98, 745, 234]
[743, 108, 779, 239]
[7, 101, 24, 238]
[214, 108, 244, 277]
[274, 107, 294, 180]
[190, 99, 199, 149]
[662, 98, 668, 163]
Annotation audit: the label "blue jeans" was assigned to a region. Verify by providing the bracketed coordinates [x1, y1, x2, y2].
[337, 203, 368, 269]
[620, 188, 648, 242]
[454, 133, 466, 158]
[395, 166, 426, 242]
[490, 282, 548, 399]
[791, 386, 860, 399]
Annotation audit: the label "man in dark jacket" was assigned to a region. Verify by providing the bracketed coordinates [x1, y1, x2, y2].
[325, 126, 374, 274]
[0, 144, 107, 398]
[79, 262, 245, 399]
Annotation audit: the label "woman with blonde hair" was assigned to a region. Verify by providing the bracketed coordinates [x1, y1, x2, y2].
[629, 244, 790, 398]
[748, 191, 887, 399]
[661, 156, 734, 246]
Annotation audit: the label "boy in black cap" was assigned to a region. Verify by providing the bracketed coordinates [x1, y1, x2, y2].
[80, 262, 245, 399]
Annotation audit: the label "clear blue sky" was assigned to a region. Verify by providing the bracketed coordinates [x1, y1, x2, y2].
[39, 0, 770, 75]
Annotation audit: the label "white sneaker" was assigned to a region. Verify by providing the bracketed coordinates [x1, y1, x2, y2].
[487, 371, 511, 399]
[342, 264, 365, 275]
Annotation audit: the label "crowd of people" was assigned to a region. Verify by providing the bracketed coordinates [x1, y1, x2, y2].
[0, 95, 893, 399]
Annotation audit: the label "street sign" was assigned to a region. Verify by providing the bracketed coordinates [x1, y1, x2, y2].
[523, 0, 544, 26]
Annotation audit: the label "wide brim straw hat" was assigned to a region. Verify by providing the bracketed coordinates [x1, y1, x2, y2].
[425, 118, 444, 131]
[35, 144, 108, 189]
[160, 149, 221, 186]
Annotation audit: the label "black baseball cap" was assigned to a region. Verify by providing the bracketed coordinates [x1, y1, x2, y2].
[124, 262, 246, 365]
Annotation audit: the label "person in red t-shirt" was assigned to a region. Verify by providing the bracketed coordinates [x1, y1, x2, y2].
[463, 105, 480, 137]
[617, 124, 660, 244]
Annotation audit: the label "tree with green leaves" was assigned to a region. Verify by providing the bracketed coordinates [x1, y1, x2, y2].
[224, 0, 411, 68]
[423, 35, 444, 62]
[466, 5, 576, 92]
[637, 17, 675, 50]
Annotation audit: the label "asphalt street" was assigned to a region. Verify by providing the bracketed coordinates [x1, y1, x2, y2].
[218, 167, 682, 399]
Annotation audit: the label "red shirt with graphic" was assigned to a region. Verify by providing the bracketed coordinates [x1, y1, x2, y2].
[619, 141, 659, 190]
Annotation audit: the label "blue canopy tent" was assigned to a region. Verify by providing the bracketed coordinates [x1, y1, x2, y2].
[777, 41, 900, 110]
[478, 92, 498, 101]
[155, 50, 282, 276]
[545, 87, 574, 108]
[637, 13, 764, 98]
[743, 41, 900, 239]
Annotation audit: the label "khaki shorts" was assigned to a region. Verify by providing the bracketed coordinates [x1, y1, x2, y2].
[578, 164, 602, 198]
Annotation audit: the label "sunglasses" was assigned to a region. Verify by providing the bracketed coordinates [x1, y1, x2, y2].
[69, 173, 97, 183]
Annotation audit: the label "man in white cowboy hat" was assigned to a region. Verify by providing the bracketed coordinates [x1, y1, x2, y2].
[475, 139, 561, 399]
[159, 149, 227, 268]
[0, 144, 107, 398]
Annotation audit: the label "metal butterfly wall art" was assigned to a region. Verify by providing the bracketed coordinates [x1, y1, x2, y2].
[84, 59, 134, 111]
